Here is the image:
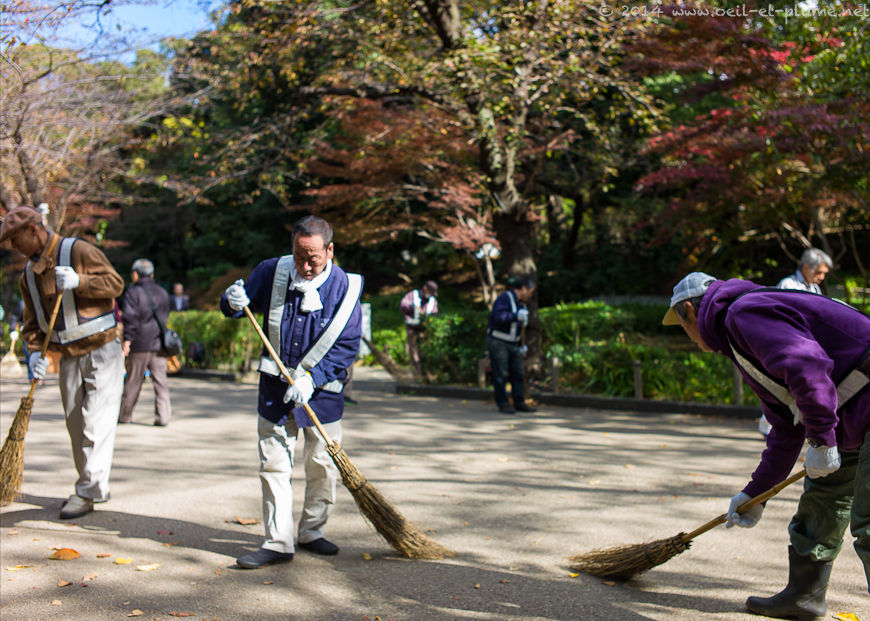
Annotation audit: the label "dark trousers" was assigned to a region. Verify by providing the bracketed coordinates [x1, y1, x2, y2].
[487, 336, 525, 408]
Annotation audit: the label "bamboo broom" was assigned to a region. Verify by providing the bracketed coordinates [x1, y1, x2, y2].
[569, 468, 807, 581]
[243, 306, 454, 560]
[0, 293, 65, 506]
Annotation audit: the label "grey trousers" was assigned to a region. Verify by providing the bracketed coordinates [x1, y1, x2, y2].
[257, 415, 341, 554]
[119, 351, 171, 424]
[58, 338, 124, 501]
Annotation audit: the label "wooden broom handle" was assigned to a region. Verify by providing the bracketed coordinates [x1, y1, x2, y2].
[680, 469, 807, 542]
[242, 306, 335, 446]
[25, 290, 64, 400]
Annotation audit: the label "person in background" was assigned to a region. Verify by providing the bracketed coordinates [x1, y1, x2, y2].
[486, 275, 537, 414]
[777, 247, 833, 294]
[662, 272, 870, 620]
[0, 205, 125, 520]
[756, 248, 837, 437]
[220, 215, 362, 569]
[399, 280, 438, 379]
[118, 259, 173, 427]
[169, 282, 190, 312]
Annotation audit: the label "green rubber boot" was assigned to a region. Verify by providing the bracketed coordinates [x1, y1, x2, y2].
[745, 546, 833, 620]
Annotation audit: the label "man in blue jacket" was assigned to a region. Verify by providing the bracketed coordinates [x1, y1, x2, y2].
[487, 275, 537, 414]
[663, 272, 870, 619]
[221, 216, 362, 569]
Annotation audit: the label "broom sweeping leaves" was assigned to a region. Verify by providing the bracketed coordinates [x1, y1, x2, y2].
[244, 307, 454, 560]
[569, 469, 807, 581]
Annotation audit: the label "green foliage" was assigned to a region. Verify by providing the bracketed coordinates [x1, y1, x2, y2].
[167, 311, 262, 371]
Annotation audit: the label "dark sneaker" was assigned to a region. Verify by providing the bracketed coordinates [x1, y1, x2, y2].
[298, 538, 339, 556]
[59, 495, 94, 520]
[498, 404, 515, 414]
[236, 548, 294, 569]
[514, 403, 537, 412]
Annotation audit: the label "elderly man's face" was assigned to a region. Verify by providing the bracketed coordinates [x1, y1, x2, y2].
[293, 234, 333, 280]
[801, 262, 829, 285]
[8, 224, 44, 258]
[675, 302, 713, 353]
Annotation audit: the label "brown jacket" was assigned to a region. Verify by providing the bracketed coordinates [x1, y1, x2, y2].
[19, 233, 124, 357]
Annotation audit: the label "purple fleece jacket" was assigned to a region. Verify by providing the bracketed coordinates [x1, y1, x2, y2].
[697, 279, 870, 497]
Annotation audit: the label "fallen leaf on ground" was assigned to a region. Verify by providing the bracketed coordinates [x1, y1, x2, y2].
[114, 558, 132, 565]
[508, 566, 520, 571]
[499, 579, 509, 583]
[6, 565, 33, 571]
[157, 530, 173, 535]
[497, 457, 509, 462]
[7, 529, 18, 535]
[51, 600, 62, 605]
[96, 553, 112, 558]
[624, 464, 635, 469]
[169, 613, 196, 617]
[228, 516, 259, 525]
[163, 542, 179, 546]
[136, 564, 160, 572]
[49, 548, 80, 560]
[57, 580, 72, 587]
[568, 573, 580, 578]
[603, 580, 617, 586]
[263, 581, 273, 585]
[833, 613, 860, 621]
[214, 568, 222, 576]
[473, 583, 480, 589]
[82, 573, 98, 582]
[360, 553, 372, 560]
[127, 610, 143, 617]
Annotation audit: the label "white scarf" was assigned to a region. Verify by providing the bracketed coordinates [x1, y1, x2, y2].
[289, 257, 332, 312]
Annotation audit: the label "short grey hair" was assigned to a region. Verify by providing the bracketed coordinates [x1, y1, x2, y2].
[799, 248, 832, 270]
[132, 258, 154, 278]
[673, 295, 705, 322]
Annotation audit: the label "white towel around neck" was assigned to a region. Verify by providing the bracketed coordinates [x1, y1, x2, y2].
[289, 258, 333, 312]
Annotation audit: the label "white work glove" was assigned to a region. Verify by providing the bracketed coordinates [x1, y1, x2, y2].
[517, 308, 529, 325]
[55, 265, 80, 290]
[725, 491, 764, 529]
[225, 279, 250, 311]
[805, 444, 841, 479]
[9, 330, 19, 341]
[519, 344, 528, 357]
[28, 352, 49, 380]
[283, 371, 315, 405]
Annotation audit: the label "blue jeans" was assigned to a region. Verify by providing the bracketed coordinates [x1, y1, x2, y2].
[487, 336, 525, 407]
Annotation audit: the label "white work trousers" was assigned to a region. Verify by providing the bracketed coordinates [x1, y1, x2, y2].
[58, 338, 124, 501]
[258, 415, 341, 554]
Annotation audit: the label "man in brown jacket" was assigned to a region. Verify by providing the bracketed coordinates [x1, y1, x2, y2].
[0, 205, 125, 519]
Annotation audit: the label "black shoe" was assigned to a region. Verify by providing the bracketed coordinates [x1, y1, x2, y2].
[298, 538, 339, 556]
[59, 495, 94, 520]
[498, 404, 515, 414]
[236, 548, 294, 569]
[514, 403, 537, 412]
[153, 420, 168, 427]
[344, 396, 358, 405]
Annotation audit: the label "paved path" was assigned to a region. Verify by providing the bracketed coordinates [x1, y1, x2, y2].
[1, 367, 866, 620]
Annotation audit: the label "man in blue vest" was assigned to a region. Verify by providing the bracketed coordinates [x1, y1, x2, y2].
[487, 275, 537, 414]
[1, 205, 125, 519]
[221, 216, 363, 569]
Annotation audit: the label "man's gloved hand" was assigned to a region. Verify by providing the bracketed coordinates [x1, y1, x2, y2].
[55, 265, 80, 290]
[283, 371, 315, 405]
[519, 344, 529, 357]
[805, 444, 841, 479]
[28, 352, 49, 380]
[517, 308, 529, 325]
[225, 279, 250, 311]
[725, 491, 764, 528]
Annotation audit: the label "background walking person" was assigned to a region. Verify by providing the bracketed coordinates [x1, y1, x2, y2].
[118, 259, 173, 426]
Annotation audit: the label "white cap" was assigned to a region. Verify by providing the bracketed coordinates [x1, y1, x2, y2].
[662, 272, 717, 325]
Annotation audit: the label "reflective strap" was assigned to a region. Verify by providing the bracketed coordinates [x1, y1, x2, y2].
[25, 262, 54, 341]
[490, 291, 520, 342]
[424, 296, 437, 314]
[730, 342, 870, 424]
[296, 273, 363, 375]
[321, 379, 344, 393]
[57, 313, 116, 344]
[258, 356, 281, 377]
[730, 343, 803, 424]
[405, 290, 421, 325]
[24, 238, 116, 344]
[267, 256, 293, 354]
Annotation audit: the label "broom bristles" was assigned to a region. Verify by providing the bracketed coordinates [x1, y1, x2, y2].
[568, 533, 691, 581]
[327, 443, 454, 560]
[0, 397, 35, 506]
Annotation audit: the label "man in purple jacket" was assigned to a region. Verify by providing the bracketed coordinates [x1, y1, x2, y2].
[663, 272, 870, 620]
[221, 216, 363, 569]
